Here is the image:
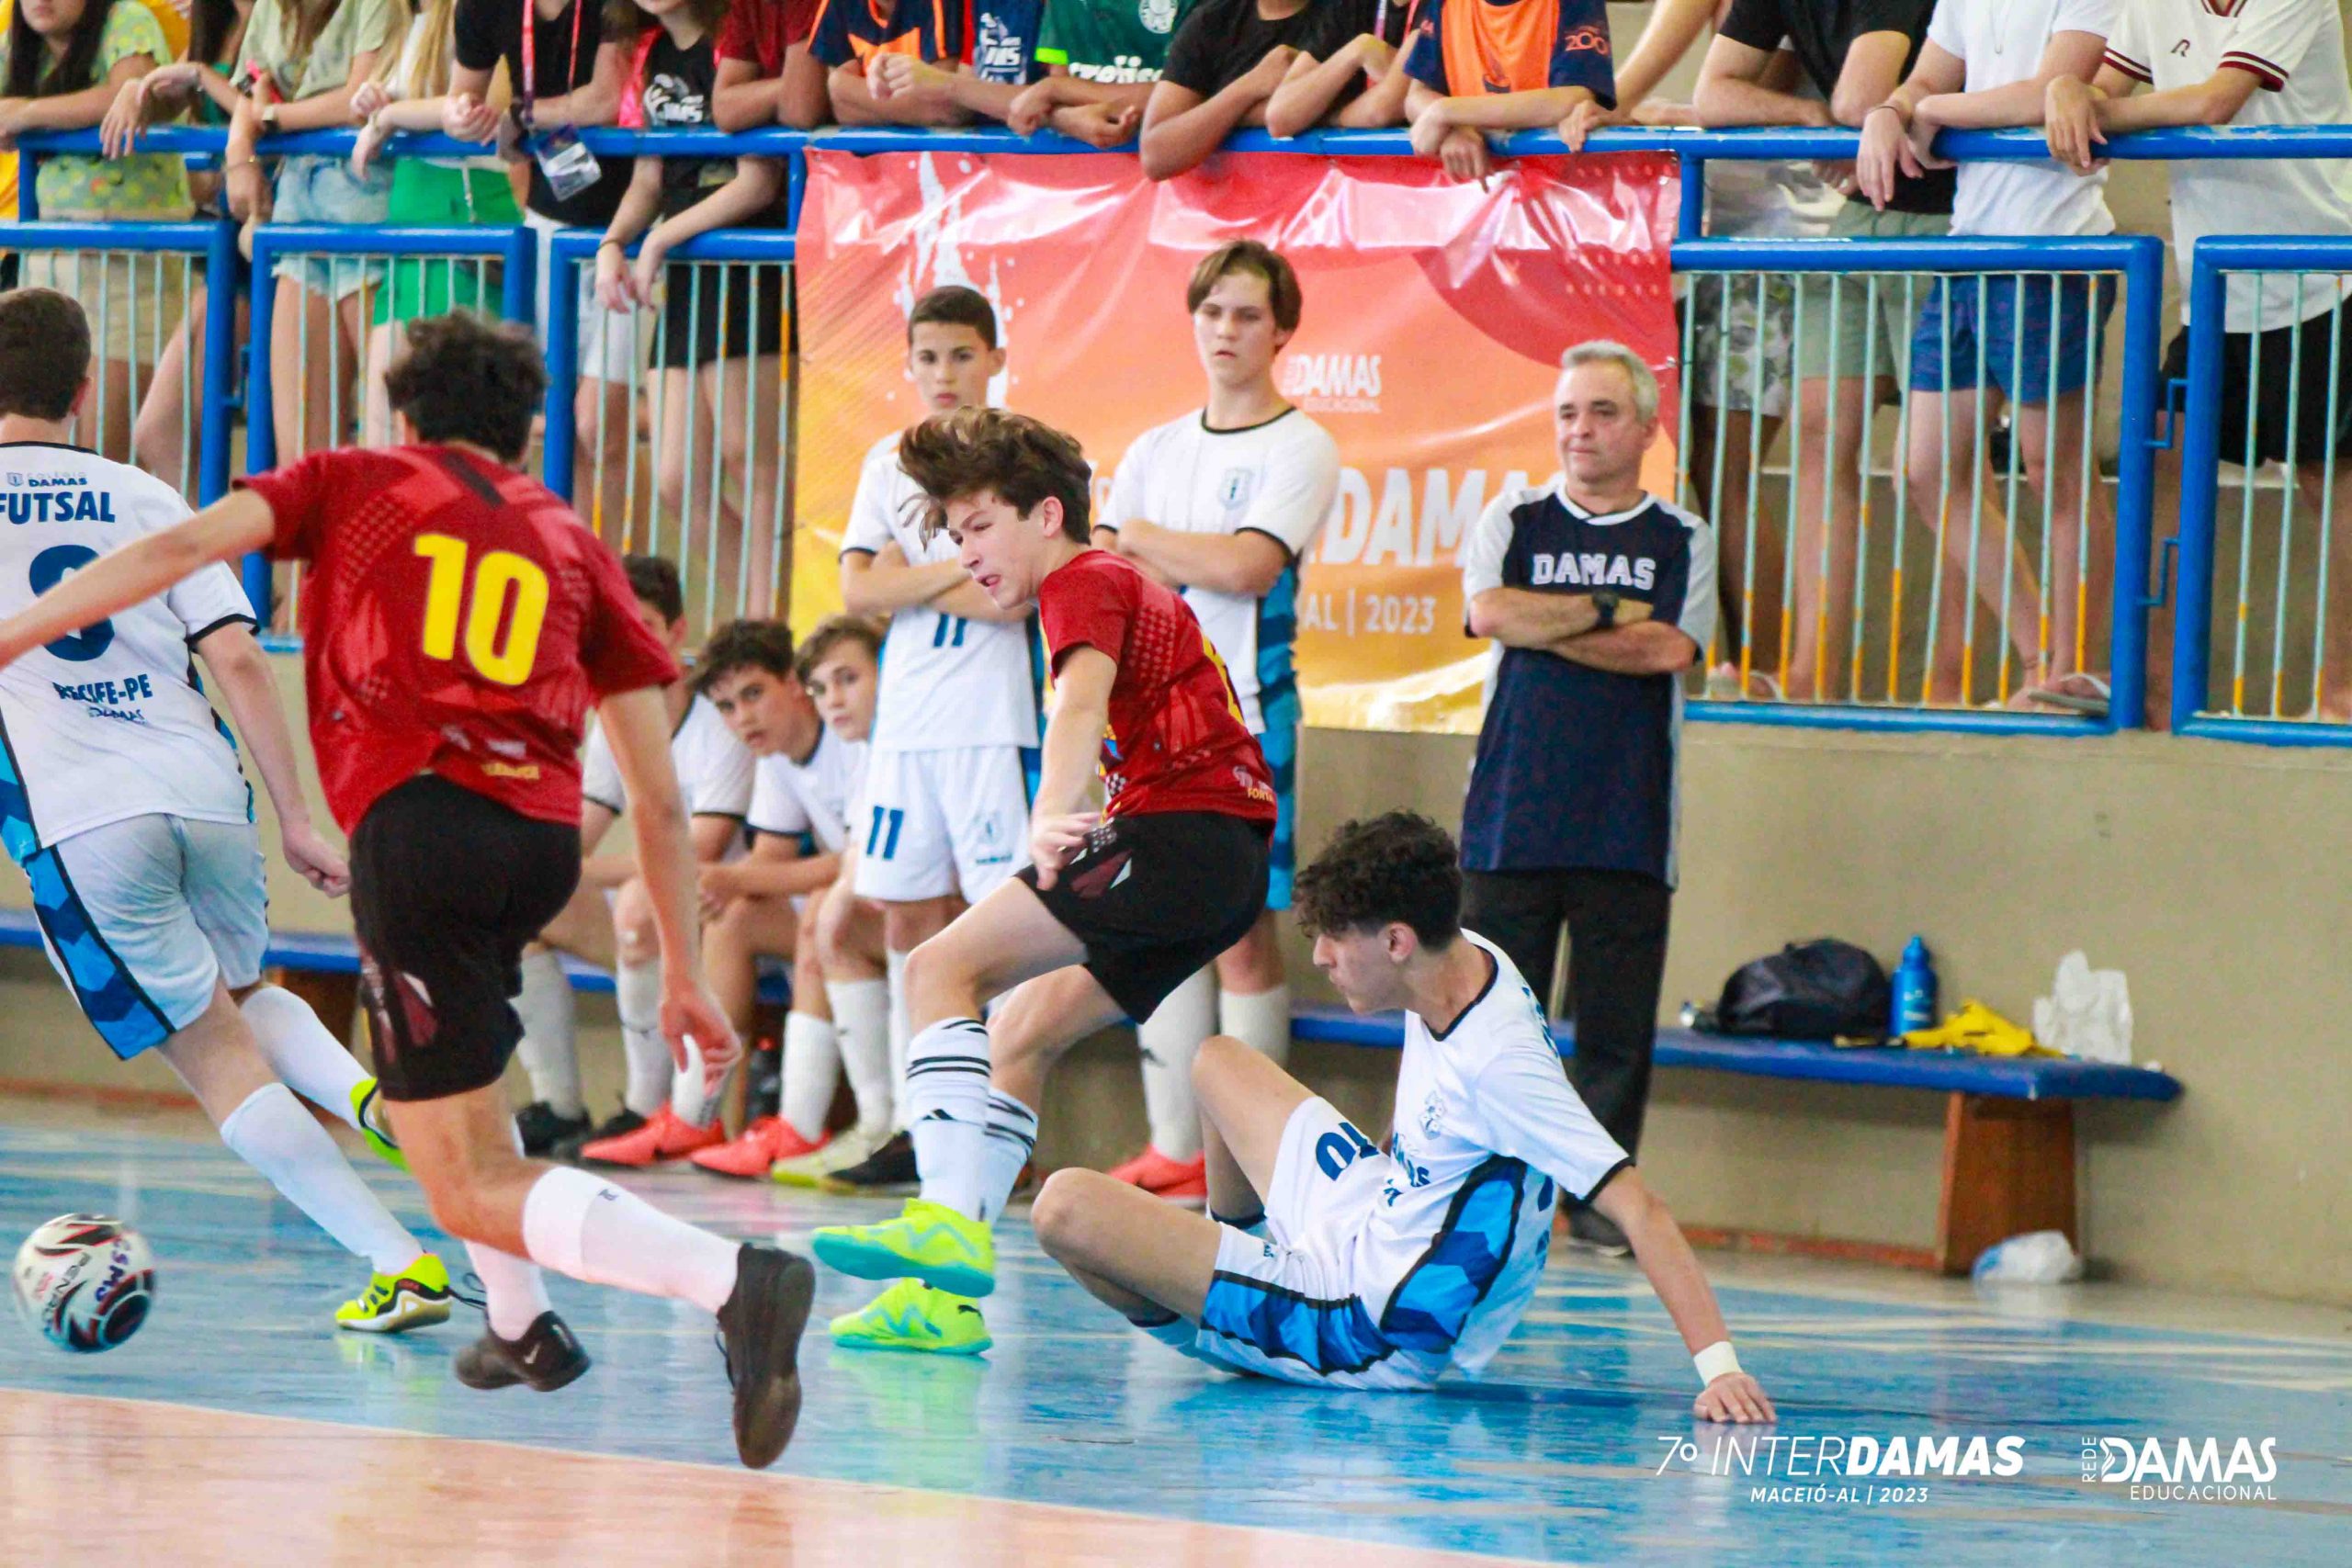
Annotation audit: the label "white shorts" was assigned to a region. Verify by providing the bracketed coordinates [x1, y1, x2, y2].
[851, 746, 1032, 905]
[1167, 1096, 1447, 1392]
[23, 814, 267, 1061]
[526, 207, 644, 384]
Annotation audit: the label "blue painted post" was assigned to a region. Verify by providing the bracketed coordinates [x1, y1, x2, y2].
[1679, 156, 1706, 242]
[543, 234, 584, 502]
[2106, 238, 2165, 731]
[786, 144, 808, 233]
[2170, 252, 2230, 733]
[500, 224, 537, 325]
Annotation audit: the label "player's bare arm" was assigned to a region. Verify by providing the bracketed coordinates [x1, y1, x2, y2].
[1589, 1168, 1776, 1424]
[193, 621, 350, 897]
[1100, 520, 1289, 597]
[1028, 646, 1114, 888]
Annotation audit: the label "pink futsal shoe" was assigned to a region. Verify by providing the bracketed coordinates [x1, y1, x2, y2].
[580, 1105, 726, 1168]
[693, 1118, 828, 1179]
[1105, 1145, 1208, 1202]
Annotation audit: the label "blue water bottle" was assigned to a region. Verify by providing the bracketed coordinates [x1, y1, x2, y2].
[1891, 936, 1938, 1038]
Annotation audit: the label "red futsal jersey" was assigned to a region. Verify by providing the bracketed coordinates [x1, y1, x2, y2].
[1035, 550, 1276, 823]
[237, 446, 681, 836]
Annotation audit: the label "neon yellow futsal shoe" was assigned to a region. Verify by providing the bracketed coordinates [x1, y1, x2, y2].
[351, 1078, 407, 1171]
[335, 1253, 454, 1334]
[810, 1198, 996, 1299]
[829, 1279, 991, 1356]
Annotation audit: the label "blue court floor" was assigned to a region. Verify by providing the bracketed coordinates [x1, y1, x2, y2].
[1, 1111, 2345, 1566]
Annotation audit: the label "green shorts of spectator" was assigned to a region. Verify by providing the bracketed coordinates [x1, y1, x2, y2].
[1794, 204, 1953, 384]
[372, 162, 525, 329]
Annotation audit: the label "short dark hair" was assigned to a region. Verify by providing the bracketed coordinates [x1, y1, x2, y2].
[898, 408, 1091, 544]
[1294, 812, 1463, 949]
[1186, 241, 1303, 334]
[699, 619, 798, 689]
[622, 555, 684, 624]
[793, 615, 884, 686]
[381, 312, 548, 463]
[0, 289, 91, 421]
[908, 286, 999, 351]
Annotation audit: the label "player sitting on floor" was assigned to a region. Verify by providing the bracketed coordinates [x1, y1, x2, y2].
[811, 408, 1277, 1355]
[1029, 811, 1776, 1420]
[0, 287, 452, 1336]
[512, 556, 755, 1159]
[691, 616, 890, 1178]
[0, 311, 819, 1469]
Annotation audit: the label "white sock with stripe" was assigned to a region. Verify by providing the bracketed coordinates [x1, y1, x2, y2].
[217, 1083, 421, 1276]
[1136, 967, 1216, 1161]
[979, 1091, 1040, 1225]
[905, 1016, 992, 1219]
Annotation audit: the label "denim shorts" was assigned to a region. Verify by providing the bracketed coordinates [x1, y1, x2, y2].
[1909, 274, 2116, 403]
[268, 157, 392, 301]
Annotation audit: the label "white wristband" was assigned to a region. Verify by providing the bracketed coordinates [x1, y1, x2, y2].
[1694, 1340, 1742, 1385]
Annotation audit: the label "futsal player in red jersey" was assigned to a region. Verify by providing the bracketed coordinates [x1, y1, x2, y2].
[813, 407, 1279, 1356]
[0, 315, 817, 1469]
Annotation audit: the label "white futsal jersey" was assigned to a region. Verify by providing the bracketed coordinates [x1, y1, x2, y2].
[0, 442, 255, 860]
[581, 693, 757, 845]
[747, 725, 867, 855]
[1360, 932, 1630, 1372]
[840, 432, 1040, 754]
[1102, 408, 1338, 733]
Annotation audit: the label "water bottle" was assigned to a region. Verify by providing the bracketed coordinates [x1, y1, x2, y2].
[1891, 936, 1938, 1036]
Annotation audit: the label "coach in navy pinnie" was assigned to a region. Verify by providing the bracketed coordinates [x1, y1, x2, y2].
[1454, 341, 1716, 1255]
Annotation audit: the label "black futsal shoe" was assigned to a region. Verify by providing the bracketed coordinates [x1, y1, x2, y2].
[515, 1100, 594, 1157]
[718, 1246, 818, 1469]
[453, 1311, 593, 1393]
[817, 1129, 920, 1195]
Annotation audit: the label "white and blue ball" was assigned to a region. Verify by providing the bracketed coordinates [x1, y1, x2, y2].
[12, 1213, 156, 1353]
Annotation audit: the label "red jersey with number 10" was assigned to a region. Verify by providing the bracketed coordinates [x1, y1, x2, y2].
[236, 446, 681, 835]
[1035, 550, 1276, 823]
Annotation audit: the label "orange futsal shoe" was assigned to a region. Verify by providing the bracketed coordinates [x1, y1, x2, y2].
[1105, 1145, 1208, 1203]
[581, 1106, 726, 1168]
[692, 1118, 828, 1179]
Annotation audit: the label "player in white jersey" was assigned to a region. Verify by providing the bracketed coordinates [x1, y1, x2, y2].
[506, 557, 756, 1162]
[690, 617, 895, 1182]
[1030, 811, 1773, 1417]
[832, 286, 1044, 1194]
[1096, 242, 1339, 1202]
[0, 288, 455, 1333]
[2051, 0, 2352, 717]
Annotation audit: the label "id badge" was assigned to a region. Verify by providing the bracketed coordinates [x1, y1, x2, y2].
[531, 125, 603, 202]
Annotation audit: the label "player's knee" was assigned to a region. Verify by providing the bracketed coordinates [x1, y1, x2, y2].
[1192, 1033, 1250, 1099]
[1030, 1168, 1111, 1260]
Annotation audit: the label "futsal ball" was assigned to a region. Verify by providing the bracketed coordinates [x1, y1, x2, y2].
[12, 1213, 156, 1353]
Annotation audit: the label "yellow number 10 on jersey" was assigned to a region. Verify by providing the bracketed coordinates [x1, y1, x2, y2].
[413, 533, 550, 686]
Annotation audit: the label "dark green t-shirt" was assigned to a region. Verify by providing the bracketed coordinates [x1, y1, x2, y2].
[1035, 0, 1198, 83]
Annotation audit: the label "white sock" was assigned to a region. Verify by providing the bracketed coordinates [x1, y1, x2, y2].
[467, 1240, 552, 1339]
[616, 956, 669, 1117]
[669, 1032, 739, 1130]
[1222, 984, 1293, 1069]
[779, 1011, 840, 1143]
[827, 977, 893, 1134]
[513, 950, 582, 1118]
[238, 986, 369, 1131]
[905, 1016, 991, 1218]
[1137, 968, 1216, 1161]
[979, 1091, 1039, 1225]
[519, 1165, 741, 1316]
[886, 949, 913, 1133]
[218, 1083, 421, 1275]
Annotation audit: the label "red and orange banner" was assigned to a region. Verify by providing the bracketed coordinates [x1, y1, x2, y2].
[792, 149, 1679, 734]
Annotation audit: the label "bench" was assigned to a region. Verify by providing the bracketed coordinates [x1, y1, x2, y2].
[1292, 1004, 2182, 1276]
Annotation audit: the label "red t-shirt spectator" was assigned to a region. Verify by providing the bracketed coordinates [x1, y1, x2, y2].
[716, 0, 823, 73]
[236, 446, 681, 835]
[1035, 549, 1276, 824]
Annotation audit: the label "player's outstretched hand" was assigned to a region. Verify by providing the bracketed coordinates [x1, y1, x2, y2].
[282, 820, 351, 898]
[1694, 1372, 1776, 1425]
[1028, 811, 1102, 891]
[662, 980, 741, 1077]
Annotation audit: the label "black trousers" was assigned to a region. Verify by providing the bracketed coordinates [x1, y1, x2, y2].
[1462, 866, 1673, 1166]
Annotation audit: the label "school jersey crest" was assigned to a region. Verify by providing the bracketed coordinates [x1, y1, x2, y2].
[1141, 0, 1177, 32]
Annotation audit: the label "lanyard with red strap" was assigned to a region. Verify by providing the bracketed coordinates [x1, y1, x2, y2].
[518, 0, 589, 124]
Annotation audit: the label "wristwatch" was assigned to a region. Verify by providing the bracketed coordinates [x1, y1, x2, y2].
[1591, 589, 1621, 631]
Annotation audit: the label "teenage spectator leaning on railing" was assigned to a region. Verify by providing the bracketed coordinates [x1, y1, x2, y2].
[1695, 0, 1957, 704]
[710, 0, 826, 130]
[596, 0, 786, 616]
[1006, 0, 1194, 145]
[1140, 0, 1394, 181]
[1397, 0, 1613, 184]
[0, 0, 191, 461]
[861, 3, 1141, 145]
[2049, 0, 2352, 724]
[1261, 2, 1408, 138]
[1857, 0, 2119, 716]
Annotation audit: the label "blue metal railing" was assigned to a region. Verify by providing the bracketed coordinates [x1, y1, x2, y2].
[2172, 236, 2352, 745]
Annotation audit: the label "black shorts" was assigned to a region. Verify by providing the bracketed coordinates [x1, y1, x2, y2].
[1018, 811, 1271, 1021]
[2163, 302, 2352, 467]
[654, 259, 785, 370]
[350, 775, 582, 1103]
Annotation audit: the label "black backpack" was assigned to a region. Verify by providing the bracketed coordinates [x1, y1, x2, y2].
[1702, 940, 1890, 1041]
